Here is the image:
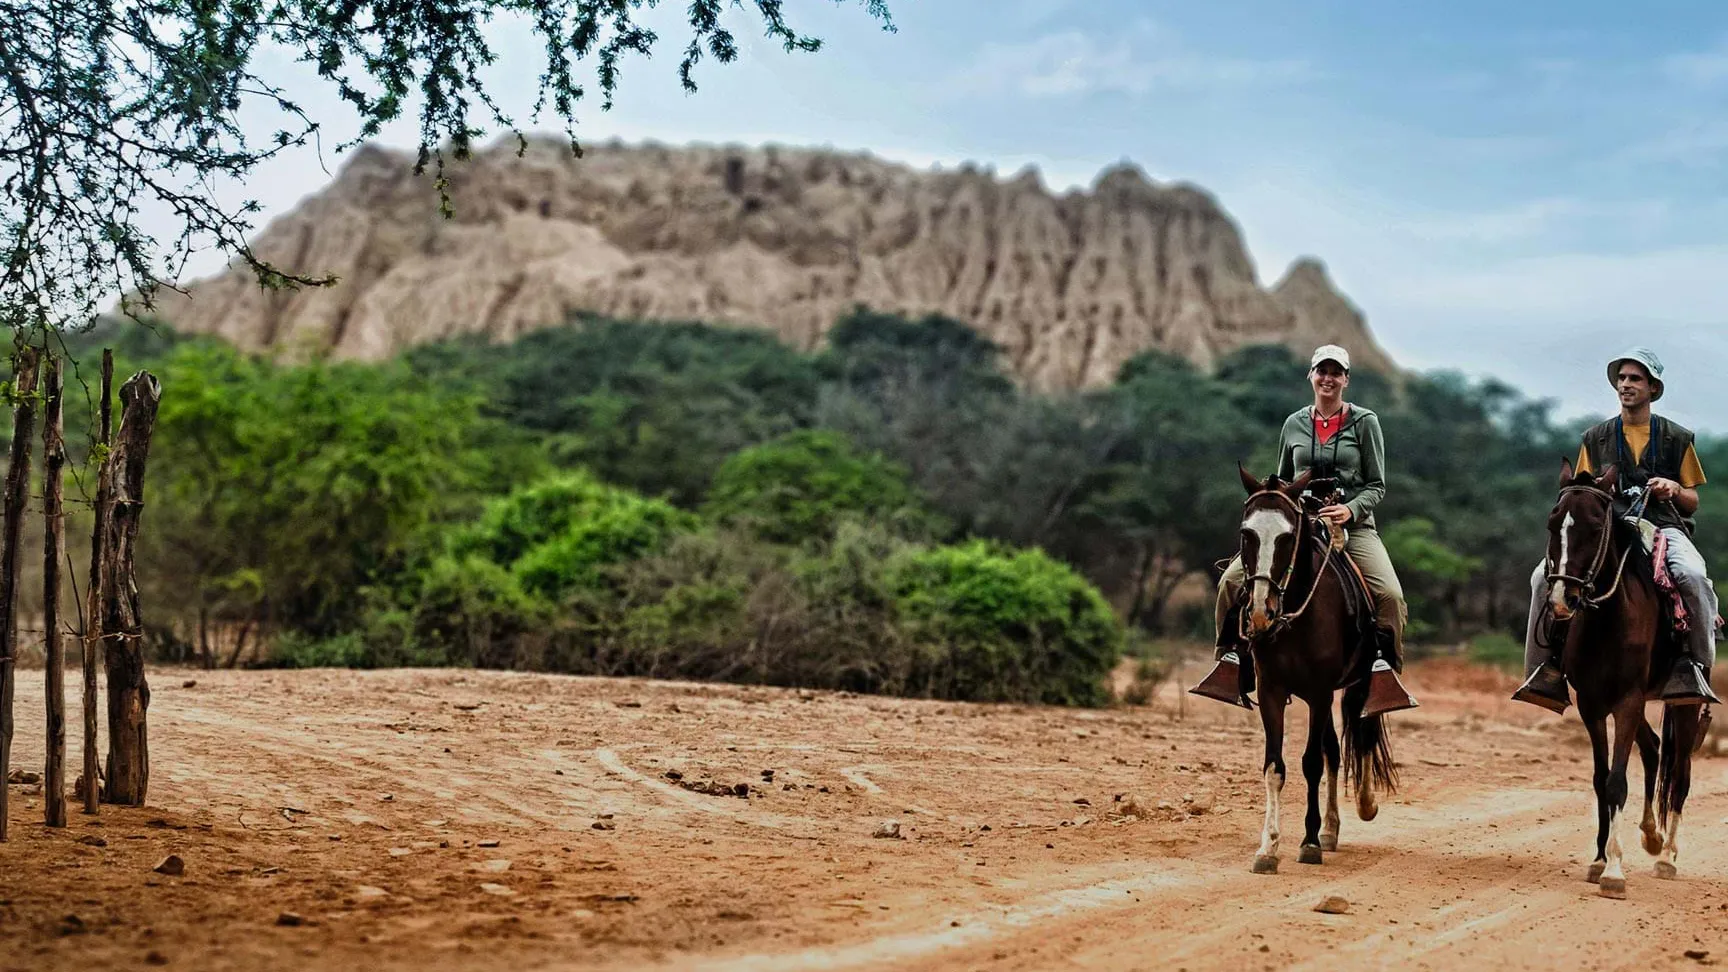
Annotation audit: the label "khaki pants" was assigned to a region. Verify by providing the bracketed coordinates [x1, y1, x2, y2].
[1214, 526, 1407, 654]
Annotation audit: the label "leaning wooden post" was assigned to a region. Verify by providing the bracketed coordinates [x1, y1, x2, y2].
[100, 370, 160, 806]
[81, 350, 112, 813]
[42, 354, 67, 827]
[0, 347, 41, 841]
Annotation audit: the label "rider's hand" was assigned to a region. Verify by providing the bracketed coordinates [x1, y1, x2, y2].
[1318, 504, 1353, 526]
[1647, 477, 1680, 500]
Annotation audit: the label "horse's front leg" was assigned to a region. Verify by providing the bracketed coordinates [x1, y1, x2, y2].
[1584, 712, 1611, 885]
[1597, 701, 1642, 898]
[1253, 686, 1288, 874]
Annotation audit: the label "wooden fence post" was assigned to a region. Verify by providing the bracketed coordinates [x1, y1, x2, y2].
[80, 350, 112, 813]
[43, 354, 66, 827]
[100, 370, 160, 806]
[0, 346, 41, 840]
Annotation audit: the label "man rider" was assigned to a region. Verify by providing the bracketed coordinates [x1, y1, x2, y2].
[1513, 347, 1722, 712]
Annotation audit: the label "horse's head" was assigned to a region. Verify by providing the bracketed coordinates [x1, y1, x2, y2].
[1545, 458, 1620, 619]
[1236, 464, 1316, 635]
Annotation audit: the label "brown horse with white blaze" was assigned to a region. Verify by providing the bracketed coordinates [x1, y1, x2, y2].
[1232, 466, 1398, 874]
[1542, 460, 1702, 898]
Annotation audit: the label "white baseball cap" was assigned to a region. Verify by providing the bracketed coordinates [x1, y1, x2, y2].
[1310, 344, 1351, 372]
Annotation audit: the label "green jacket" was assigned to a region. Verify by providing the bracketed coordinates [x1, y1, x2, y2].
[1275, 404, 1388, 530]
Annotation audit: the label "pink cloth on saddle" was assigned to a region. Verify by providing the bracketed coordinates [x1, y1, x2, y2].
[1651, 529, 1691, 633]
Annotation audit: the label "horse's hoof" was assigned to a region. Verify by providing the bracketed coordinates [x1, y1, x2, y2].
[1642, 830, 1664, 856]
[1586, 861, 1605, 883]
[1655, 861, 1678, 880]
[1252, 855, 1279, 874]
[1319, 834, 1338, 852]
[1598, 876, 1627, 899]
[1356, 803, 1378, 822]
[1299, 845, 1323, 865]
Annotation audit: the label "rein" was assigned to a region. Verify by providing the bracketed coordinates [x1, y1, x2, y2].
[1547, 484, 1632, 608]
[1238, 488, 1336, 639]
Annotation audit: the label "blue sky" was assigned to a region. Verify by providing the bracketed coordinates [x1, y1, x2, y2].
[215, 0, 1728, 433]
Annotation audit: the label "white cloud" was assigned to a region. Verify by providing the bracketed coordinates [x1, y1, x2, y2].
[1211, 168, 1728, 430]
[949, 28, 1312, 99]
[1621, 120, 1728, 167]
[1401, 198, 1582, 244]
[1663, 37, 1728, 87]
[1378, 246, 1728, 322]
[1005, 0, 1075, 30]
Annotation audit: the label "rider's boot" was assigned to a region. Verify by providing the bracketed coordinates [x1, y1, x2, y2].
[1189, 606, 1254, 709]
[1658, 658, 1722, 706]
[1511, 646, 1571, 715]
[1362, 623, 1419, 717]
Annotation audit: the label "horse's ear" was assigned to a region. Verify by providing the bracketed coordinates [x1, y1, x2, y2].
[1597, 463, 1619, 491]
[1558, 455, 1574, 487]
[1238, 463, 1261, 494]
[1284, 468, 1314, 496]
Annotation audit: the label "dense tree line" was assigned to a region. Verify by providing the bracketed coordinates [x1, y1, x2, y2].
[21, 308, 1725, 704]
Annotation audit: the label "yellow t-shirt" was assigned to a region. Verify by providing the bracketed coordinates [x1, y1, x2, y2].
[1575, 421, 1707, 488]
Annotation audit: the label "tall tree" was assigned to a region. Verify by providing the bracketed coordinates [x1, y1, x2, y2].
[1, 0, 895, 334]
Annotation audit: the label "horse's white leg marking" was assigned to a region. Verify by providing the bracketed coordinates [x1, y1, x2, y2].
[1321, 762, 1340, 850]
[1600, 805, 1627, 895]
[1257, 764, 1283, 861]
[1658, 811, 1683, 878]
[1356, 765, 1378, 821]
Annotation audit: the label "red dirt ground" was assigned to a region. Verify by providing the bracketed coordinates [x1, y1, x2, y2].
[4, 657, 1728, 971]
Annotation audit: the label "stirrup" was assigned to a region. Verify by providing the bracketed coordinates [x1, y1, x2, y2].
[1659, 661, 1722, 706]
[1511, 662, 1570, 714]
[1189, 652, 1253, 709]
[1362, 658, 1419, 717]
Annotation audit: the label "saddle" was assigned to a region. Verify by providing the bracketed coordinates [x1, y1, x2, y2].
[1326, 531, 1389, 680]
[1297, 484, 1383, 667]
[1616, 515, 1711, 645]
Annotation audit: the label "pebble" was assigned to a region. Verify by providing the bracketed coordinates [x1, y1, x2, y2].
[1314, 895, 1350, 914]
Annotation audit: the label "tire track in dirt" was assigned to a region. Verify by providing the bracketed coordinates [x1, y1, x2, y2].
[14, 666, 1728, 972]
[650, 777, 1728, 972]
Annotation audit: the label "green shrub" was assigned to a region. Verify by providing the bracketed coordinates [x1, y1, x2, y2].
[440, 471, 699, 601]
[267, 631, 374, 669]
[448, 471, 629, 566]
[888, 540, 1124, 706]
[405, 556, 551, 668]
[565, 527, 793, 680]
[513, 499, 700, 599]
[1467, 630, 1523, 670]
[704, 429, 937, 545]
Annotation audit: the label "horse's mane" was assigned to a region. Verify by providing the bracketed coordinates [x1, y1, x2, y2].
[1618, 517, 1653, 582]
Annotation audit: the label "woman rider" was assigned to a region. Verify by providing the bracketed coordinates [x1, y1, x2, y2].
[1190, 344, 1415, 711]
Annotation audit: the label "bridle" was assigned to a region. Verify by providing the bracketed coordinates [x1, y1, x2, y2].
[1238, 488, 1334, 638]
[1545, 484, 1632, 608]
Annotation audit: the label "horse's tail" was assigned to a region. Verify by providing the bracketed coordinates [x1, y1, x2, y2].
[1342, 672, 1398, 795]
[1658, 712, 1677, 826]
[1656, 704, 1704, 827]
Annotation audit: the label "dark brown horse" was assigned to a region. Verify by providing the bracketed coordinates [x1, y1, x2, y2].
[1231, 467, 1398, 874]
[1542, 461, 1702, 898]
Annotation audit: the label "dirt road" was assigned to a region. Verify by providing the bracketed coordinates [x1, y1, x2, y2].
[3, 660, 1726, 971]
